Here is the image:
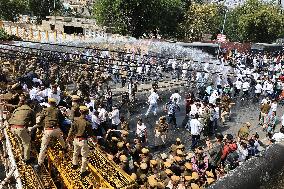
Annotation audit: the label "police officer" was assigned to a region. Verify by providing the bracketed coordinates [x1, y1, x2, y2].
[69, 95, 81, 121]
[67, 106, 95, 177]
[8, 95, 35, 164]
[35, 98, 66, 170]
[155, 116, 169, 148]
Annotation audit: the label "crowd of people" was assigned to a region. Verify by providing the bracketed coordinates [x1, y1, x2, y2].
[0, 44, 284, 188]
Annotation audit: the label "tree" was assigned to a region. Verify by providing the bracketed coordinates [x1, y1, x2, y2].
[0, 0, 29, 21]
[93, 0, 185, 38]
[28, 0, 63, 23]
[225, 0, 284, 43]
[180, 3, 225, 41]
[0, 28, 22, 41]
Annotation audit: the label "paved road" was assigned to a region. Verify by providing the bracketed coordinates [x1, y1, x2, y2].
[123, 91, 284, 156]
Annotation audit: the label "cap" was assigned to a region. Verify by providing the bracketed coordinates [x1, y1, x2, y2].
[121, 130, 129, 135]
[184, 176, 192, 181]
[148, 178, 158, 187]
[160, 153, 167, 160]
[192, 172, 199, 180]
[130, 173, 137, 180]
[48, 98, 56, 103]
[171, 175, 180, 182]
[117, 142, 124, 148]
[150, 160, 157, 165]
[185, 162, 193, 170]
[174, 156, 182, 162]
[164, 162, 171, 168]
[177, 150, 183, 156]
[79, 106, 89, 111]
[111, 137, 118, 141]
[207, 177, 215, 184]
[140, 163, 148, 170]
[191, 183, 200, 189]
[165, 169, 173, 175]
[141, 148, 149, 154]
[71, 95, 80, 101]
[119, 155, 127, 162]
[206, 171, 214, 178]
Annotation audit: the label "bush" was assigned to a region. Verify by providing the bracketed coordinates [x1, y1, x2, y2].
[0, 28, 22, 41]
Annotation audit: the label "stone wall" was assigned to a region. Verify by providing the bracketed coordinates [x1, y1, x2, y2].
[209, 142, 284, 189]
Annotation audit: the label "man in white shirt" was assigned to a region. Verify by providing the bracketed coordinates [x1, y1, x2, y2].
[234, 79, 242, 97]
[109, 106, 120, 130]
[145, 89, 159, 116]
[254, 81, 262, 101]
[98, 104, 108, 131]
[29, 84, 43, 102]
[38, 84, 61, 105]
[91, 111, 101, 132]
[190, 114, 202, 150]
[136, 118, 147, 143]
[242, 80, 250, 100]
[270, 100, 277, 114]
[170, 90, 182, 105]
[272, 128, 284, 142]
[264, 80, 274, 98]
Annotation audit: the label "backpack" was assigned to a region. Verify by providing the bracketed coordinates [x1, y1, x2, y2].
[225, 150, 239, 170]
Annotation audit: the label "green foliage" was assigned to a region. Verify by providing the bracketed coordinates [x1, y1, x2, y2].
[0, 28, 9, 40]
[0, 0, 29, 21]
[0, 28, 22, 41]
[225, 0, 284, 43]
[180, 3, 225, 41]
[0, 0, 63, 22]
[93, 0, 185, 38]
[28, 0, 63, 23]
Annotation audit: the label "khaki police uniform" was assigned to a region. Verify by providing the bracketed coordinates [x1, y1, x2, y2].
[69, 95, 81, 121]
[68, 107, 94, 173]
[37, 103, 66, 165]
[155, 117, 169, 146]
[8, 104, 35, 161]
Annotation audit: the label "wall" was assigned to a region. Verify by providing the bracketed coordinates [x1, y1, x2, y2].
[209, 142, 284, 189]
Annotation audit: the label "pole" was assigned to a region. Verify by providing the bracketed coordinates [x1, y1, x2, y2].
[221, 10, 228, 35]
[218, 9, 228, 58]
[54, 0, 56, 32]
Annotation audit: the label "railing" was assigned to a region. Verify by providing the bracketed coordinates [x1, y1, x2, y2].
[3, 129, 23, 189]
[0, 25, 106, 43]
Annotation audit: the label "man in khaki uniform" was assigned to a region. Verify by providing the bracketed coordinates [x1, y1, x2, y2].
[238, 122, 251, 141]
[260, 101, 271, 125]
[69, 95, 81, 121]
[155, 116, 169, 147]
[8, 96, 35, 164]
[67, 106, 94, 177]
[35, 98, 66, 170]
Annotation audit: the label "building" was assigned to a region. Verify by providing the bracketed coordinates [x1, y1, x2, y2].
[41, 16, 104, 36]
[62, 0, 95, 17]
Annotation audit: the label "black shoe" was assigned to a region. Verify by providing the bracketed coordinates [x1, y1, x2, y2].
[62, 148, 68, 153]
[80, 171, 90, 177]
[34, 164, 42, 172]
[23, 159, 33, 165]
[72, 164, 79, 170]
